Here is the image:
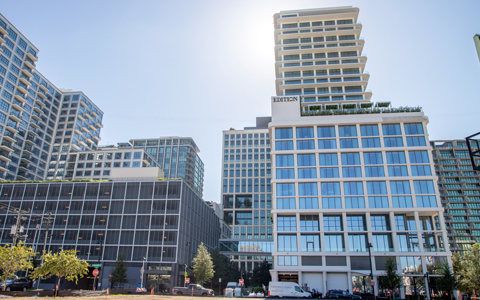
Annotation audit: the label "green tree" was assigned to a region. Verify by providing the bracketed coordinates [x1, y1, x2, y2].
[0, 242, 35, 291]
[381, 256, 401, 299]
[436, 263, 457, 300]
[211, 248, 228, 292]
[193, 243, 214, 285]
[251, 260, 271, 288]
[453, 244, 480, 294]
[109, 253, 129, 289]
[30, 249, 88, 296]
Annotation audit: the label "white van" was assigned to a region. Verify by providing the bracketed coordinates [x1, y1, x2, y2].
[268, 281, 312, 298]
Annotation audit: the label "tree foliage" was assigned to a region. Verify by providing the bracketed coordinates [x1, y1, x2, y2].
[0, 243, 35, 291]
[381, 256, 401, 298]
[452, 243, 480, 293]
[109, 252, 129, 289]
[193, 243, 214, 285]
[251, 260, 271, 288]
[30, 249, 88, 295]
[211, 248, 228, 291]
[436, 263, 457, 297]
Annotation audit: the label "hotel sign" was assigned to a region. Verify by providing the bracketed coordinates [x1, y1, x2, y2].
[272, 96, 299, 103]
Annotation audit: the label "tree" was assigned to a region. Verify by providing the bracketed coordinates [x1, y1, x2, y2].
[109, 253, 129, 289]
[193, 243, 214, 285]
[30, 249, 88, 296]
[211, 248, 229, 292]
[251, 260, 271, 288]
[381, 256, 401, 299]
[453, 243, 480, 294]
[0, 242, 35, 291]
[437, 263, 457, 300]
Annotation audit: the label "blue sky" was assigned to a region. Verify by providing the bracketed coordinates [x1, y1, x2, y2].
[2, 0, 479, 203]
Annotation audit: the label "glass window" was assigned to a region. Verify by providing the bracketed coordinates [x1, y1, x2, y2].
[413, 181, 435, 194]
[278, 235, 297, 251]
[341, 153, 360, 165]
[342, 167, 362, 177]
[347, 216, 365, 231]
[321, 182, 340, 195]
[386, 152, 406, 164]
[297, 140, 315, 150]
[360, 125, 379, 136]
[340, 138, 359, 148]
[276, 128, 293, 139]
[416, 196, 437, 208]
[382, 124, 402, 136]
[411, 165, 432, 176]
[409, 151, 429, 163]
[339, 125, 357, 137]
[300, 215, 319, 231]
[345, 197, 365, 208]
[388, 166, 409, 177]
[298, 154, 316, 166]
[276, 141, 293, 151]
[277, 216, 296, 231]
[369, 197, 389, 208]
[317, 126, 335, 138]
[349, 234, 367, 252]
[277, 198, 295, 209]
[277, 183, 295, 196]
[324, 216, 342, 231]
[344, 182, 363, 195]
[367, 181, 387, 195]
[390, 181, 411, 194]
[406, 136, 426, 146]
[392, 196, 413, 208]
[296, 127, 314, 138]
[322, 197, 342, 209]
[278, 256, 298, 266]
[276, 169, 295, 179]
[325, 234, 344, 251]
[318, 139, 336, 149]
[371, 215, 390, 231]
[298, 168, 317, 179]
[365, 166, 385, 177]
[362, 138, 381, 148]
[384, 137, 404, 147]
[299, 183, 318, 196]
[301, 234, 320, 252]
[372, 234, 392, 252]
[404, 123, 424, 135]
[299, 197, 318, 209]
[319, 153, 338, 166]
[320, 167, 339, 178]
[364, 152, 383, 165]
[276, 155, 294, 167]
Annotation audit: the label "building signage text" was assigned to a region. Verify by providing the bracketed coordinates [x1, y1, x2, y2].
[272, 96, 299, 103]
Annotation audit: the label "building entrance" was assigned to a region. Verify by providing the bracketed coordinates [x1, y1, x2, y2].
[278, 274, 298, 283]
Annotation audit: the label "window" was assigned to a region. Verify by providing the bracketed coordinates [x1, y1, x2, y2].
[297, 140, 315, 150]
[382, 124, 402, 136]
[319, 153, 338, 166]
[409, 151, 429, 163]
[362, 138, 381, 148]
[299, 197, 318, 209]
[372, 234, 392, 252]
[278, 235, 297, 251]
[318, 139, 336, 149]
[390, 181, 411, 194]
[341, 153, 360, 165]
[340, 138, 359, 148]
[344, 182, 363, 195]
[300, 215, 319, 231]
[322, 197, 341, 209]
[321, 182, 340, 195]
[320, 167, 339, 178]
[369, 197, 389, 208]
[276, 141, 293, 151]
[404, 123, 424, 135]
[416, 196, 437, 207]
[392, 196, 413, 208]
[296, 127, 314, 138]
[360, 125, 379, 136]
[299, 183, 318, 196]
[276, 168, 295, 179]
[324, 216, 342, 231]
[301, 234, 320, 252]
[339, 125, 357, 137]
[365, 166, 385, 177]
[345, 197, 365, 208]
[349, 234, 367, 252]
[411, 165, 432, 176]
[406, 136, 426, 146]
[342, 167, 362, 177]
[276, 155, 294, 167]
[276, 128, 293, 139]
[347, 216, 365, 231]
[371, 215, 390, 231]
[384, 137, 404, 147]
[325, 234, 344, 251]
[364, 152, 383, 165]
[413, 181, 435, 194]
[318, 126, 336, 137]
[367, 182, 387, 195]
[388, 166, 409, 176]
[386, 152, 406, 164]
[298, 168, 317, 179]
[277, 198, 295, 209]
[278, 256, 298, 266]
[298, 154, 316, 166]
[277, 183, 295, 196]
[277, 216, 296, 231]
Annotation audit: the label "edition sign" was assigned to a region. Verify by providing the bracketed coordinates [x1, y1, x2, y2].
[272, 96, 299, 103]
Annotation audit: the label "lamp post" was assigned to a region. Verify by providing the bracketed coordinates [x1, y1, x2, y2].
[141, 257, 146, 289]
[97, 238, 104, 290]
[367, 242, 374, 294]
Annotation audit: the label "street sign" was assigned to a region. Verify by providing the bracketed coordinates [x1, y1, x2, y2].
[185, 278, 190, 284]
[92, 264, 102, 268]
[239, 279, 244, 285]
[371, 281, 375, 286]
[93, 269, 99, 276]
[219, 278, 221, 282]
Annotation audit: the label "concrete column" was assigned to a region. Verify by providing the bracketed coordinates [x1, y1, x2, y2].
[323, 271, 327, 295]
[271, 270, 278, 281]
[347, 271, 353, 293]
[298, 271, 303, 286]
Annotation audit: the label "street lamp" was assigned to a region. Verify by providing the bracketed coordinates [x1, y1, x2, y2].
[97, 238, 104, 290]
[141, 257, 146, 289]
[367, 242, 374, 294]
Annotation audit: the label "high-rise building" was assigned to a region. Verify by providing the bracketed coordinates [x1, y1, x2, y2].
[130, 137, 204, 197]
[430, 139, 480, 253]
[0, 14, 104, 182]
[267, 7, 450, 298]
[219, 117, 273, 272]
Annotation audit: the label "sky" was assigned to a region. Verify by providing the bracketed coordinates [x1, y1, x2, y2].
[1, 0, 479, 203]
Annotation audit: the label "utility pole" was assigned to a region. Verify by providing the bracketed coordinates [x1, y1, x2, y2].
[11, 208, 29, 247]
[37, 213, 52, 289]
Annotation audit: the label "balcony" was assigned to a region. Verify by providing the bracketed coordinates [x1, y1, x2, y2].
[71, 144, 80, 150]
[21, 155, 32, 163]
[21, 67, 33, 79]
[5, 123, 18, 134]
[0, 160, 8, 172]
[19, 164, 29, 172]
[81, 126, 89, 133]
[74, 129, 82, 135]
[26, 50, 38, 62]
[80, 101, 88, 108]
[12, 102, 24, 112]
[14, 93, 26, 103]
[27, 128, 38, 137]
[0, 27, 7, 36]
[86, 138, 94, 144]
[19, 76, 31, 87]
[37, 91, 46, 100]
[24, 60, 35, 70]
[31, 114, 41, 121]
[23, 146, 34, 156]
[93, 136, 101, 142]
[29, 121, 39, 129]
[33, 106, 43, 114]
[84, 113, 92, 119]
[91, 111, 99, 118]
[77, 114, 85, 121]
[0, 150, 11, 162]
[1, 141, 15, 152]
[16, 86, 28, 95]
[25, 136, 35, 146]
[79, 141, 88, 147]
[0, 35, 5, 46]
[88, 125, 96, 131]
[95, 123, 103, 128]
[8, 114, 21, 123]
[39, 84, 48, 92]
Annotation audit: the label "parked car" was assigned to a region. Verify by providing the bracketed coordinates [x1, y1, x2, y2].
[268, 281, 312, 298]
[325, 290, 362, 299]
[172, 284, 214, 296]
[0, 277, 33, 291]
